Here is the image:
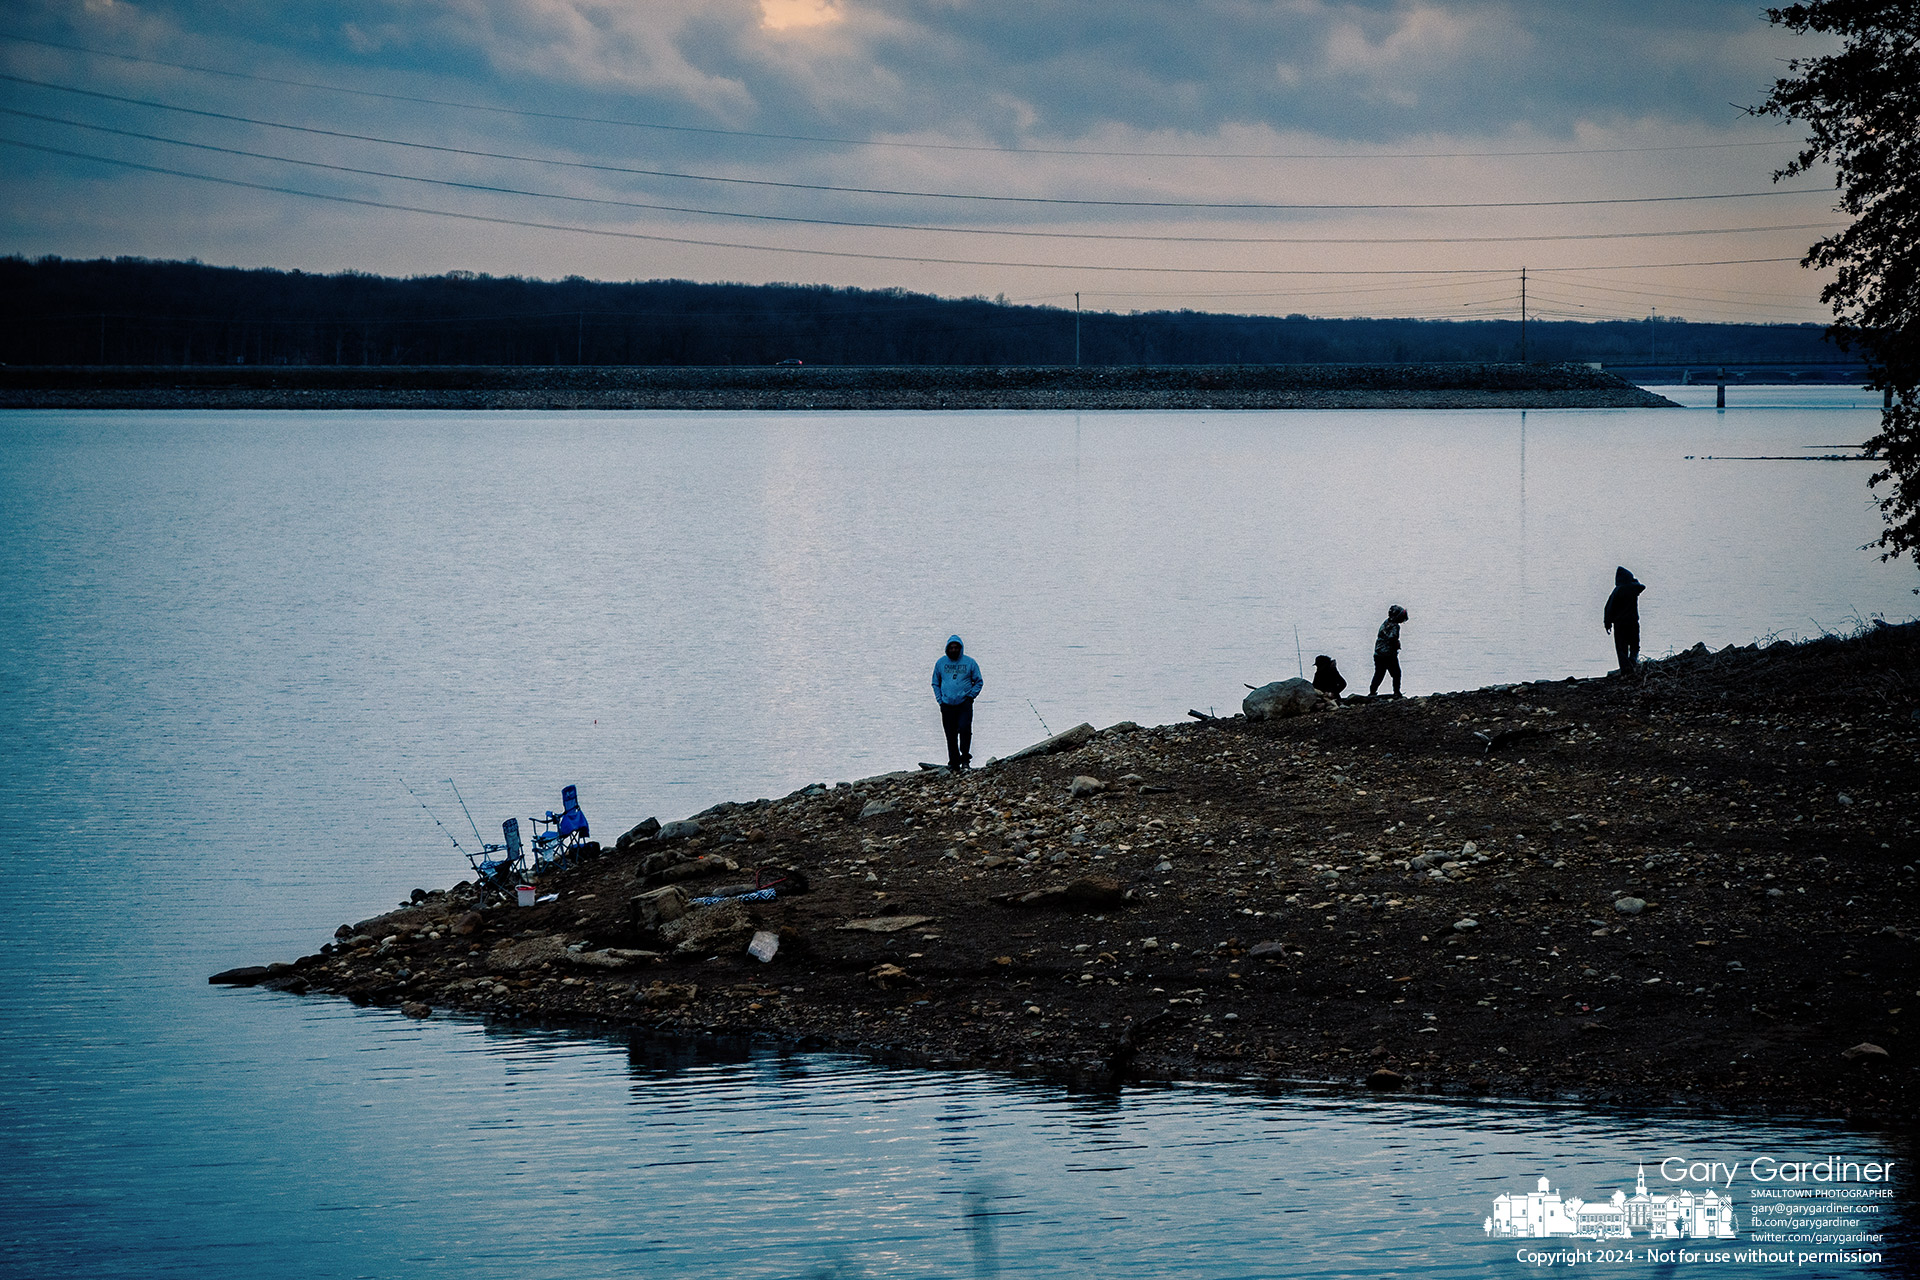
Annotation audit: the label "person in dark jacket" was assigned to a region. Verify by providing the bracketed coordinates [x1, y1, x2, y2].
[1368, 605, 1409, 698]
[931, 634, 983, 771]
[1604, 567, 1646, 676]
[1312, 654, 1347, 703]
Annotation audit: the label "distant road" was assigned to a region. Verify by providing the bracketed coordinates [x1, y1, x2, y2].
[0, 362, 1677, 410]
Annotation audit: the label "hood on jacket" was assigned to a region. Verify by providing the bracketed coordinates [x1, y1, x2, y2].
[1615, 566, 1640, 587]
[946, 634, 964, 653]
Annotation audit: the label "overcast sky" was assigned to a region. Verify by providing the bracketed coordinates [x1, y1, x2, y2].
[0, 0, 1846, 323]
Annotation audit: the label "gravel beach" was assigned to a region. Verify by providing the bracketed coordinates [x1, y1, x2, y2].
[217, 624, 1917, 1125]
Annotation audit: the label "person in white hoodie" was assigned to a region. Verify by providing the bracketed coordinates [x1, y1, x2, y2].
[931, 634, 983, 771]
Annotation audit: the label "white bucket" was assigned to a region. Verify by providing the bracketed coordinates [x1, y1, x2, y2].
[516, 884, 536, 907]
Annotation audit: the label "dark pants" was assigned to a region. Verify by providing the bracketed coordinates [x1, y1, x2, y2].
[940, 700, 973, 769]
[1369, 653, 1400, 696]
[1613, 629, 1640, 675]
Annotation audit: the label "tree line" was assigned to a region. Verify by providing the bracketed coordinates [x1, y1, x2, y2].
[0, 254, 1849, 370]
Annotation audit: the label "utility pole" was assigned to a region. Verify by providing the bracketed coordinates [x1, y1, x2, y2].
[1649, 308, 1657, 363]
[1519, 266, 1527, 364]
[1074, 292, 1081, 366]
[576, 313, 583, 365]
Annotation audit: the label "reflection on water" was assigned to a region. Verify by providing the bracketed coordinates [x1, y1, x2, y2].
[6, 995, 1908, 1279]
[1, 398, 1912, 1277]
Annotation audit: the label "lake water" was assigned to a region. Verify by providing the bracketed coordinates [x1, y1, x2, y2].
[1, 389, 1912, 1277]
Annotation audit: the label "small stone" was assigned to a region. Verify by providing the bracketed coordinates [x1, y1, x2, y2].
[1841, 1042, 1890, 1062]
[1460, 841, 1477, 856]
[401, 1001, 432, 1019]
[1067, 776, 1106, 798]
[1366, 1068, 1407, 1091]
[639, 981, 698, 1009]
[1154, 859, 1174, 873]
[1248, 941, 1287, 958]
[1453, 918, 1479, 932]
[449, 911, 483, 936]
[858, 798, 900, 820]
[1118, 773, 1145, 785]
[868, 963, 916, 989]
[1613, 897, 1647, 916]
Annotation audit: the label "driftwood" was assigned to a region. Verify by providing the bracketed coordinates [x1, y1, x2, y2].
[1188, 708, 1223, 722]
[992, 722, 1096, 765]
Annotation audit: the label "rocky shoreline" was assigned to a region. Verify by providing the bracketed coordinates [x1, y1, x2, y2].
[4, 361, 1674, 410]
[216, 625, 1916, 1124]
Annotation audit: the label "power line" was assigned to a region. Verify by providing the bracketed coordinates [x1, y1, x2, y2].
[0, 73, 1838, 212]
[3, 106, 1846, 249]
[0, 135, 1819, 279]
[0, 31, 1801, 163]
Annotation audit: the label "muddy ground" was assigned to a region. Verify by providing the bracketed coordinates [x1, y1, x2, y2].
[219, 624, 1918, 1124]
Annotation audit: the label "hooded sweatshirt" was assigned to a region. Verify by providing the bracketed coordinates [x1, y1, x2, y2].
[932, 635, 983, 705]
[1604, 567, 1645, 638]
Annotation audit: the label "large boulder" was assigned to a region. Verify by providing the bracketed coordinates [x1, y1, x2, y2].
[631, 885, 689, 933]
[658, 901, 757, 955]
[1242, 678, 1330, 721]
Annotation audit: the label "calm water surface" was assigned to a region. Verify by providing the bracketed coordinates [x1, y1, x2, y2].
[1, 392, 1911, 1277]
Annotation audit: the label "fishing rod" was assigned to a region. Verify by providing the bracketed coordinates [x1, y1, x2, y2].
[446, 778, 485, 845]
[1026, 698, 1052, 736]
[398, 773, 469, 854]
[1295, 625, 1304, 679]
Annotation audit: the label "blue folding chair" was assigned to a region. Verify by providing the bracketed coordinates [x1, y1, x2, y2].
[468, 817, 528, 902]
[530, 784, 590, 875]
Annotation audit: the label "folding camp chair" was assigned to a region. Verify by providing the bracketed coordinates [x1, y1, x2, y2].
[530, 784, 590, 875]
[467, 817, 528, 902]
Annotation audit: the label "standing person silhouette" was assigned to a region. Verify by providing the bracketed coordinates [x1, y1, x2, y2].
[932, 634, 983, 771]
[1368, 605, 1409, 698]
[1605, 567, 1646, 676]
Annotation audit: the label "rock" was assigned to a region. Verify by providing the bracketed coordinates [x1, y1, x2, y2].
[638, 981, 698, 1009]
[1248, 941, 1288, 958]
[1613, 897, 1647, 915]
[838, 915, 934, 933]
[656, 819, 703, 843]
[208, 966, 274, 987]
[561, 948, 659, 969]
[333, 924, 354, 939]
[867, 963, 917, 989]
[747, 930, 780, 963]
[489, 935, 568, 973]
[1453, 918, 1479, 932]
[632, 885, 690, 932]
[449, 911, 484, 936]
[1842, 1042, 1890, 1062]
[1242, 678, 1330, 721]
[401, 1001, 432, 1019]
[617, 817, 661, 849]
[640, 854, 739, 888]
[858, 798, 900, 820]
[996, 722, 1097, 764]
[1366, 1068, 1406, 1091]
[1117, 773, 1145, 785]
[1067, 776, 1106, 798]
[1002, 876, 1126, 909]
[658, 900, 756, 955]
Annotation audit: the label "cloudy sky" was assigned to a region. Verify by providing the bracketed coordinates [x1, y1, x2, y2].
[0, 0, 1846, 322]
